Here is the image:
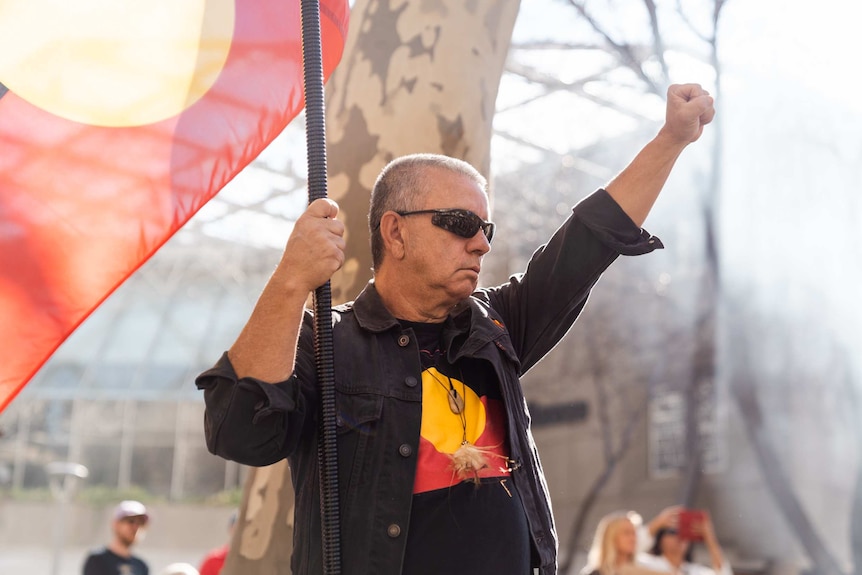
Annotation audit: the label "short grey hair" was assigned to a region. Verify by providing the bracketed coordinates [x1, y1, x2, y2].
[368, 153, 487, 270]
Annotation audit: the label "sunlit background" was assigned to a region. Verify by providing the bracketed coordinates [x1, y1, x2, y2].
[1, 0, 860, 573]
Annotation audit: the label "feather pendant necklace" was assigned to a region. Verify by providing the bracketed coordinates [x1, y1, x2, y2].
[429, 368, 503, 483]
[447, 385, 465, 414]
[429, 368, 465, 415]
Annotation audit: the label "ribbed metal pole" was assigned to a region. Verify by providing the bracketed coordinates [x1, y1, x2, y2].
[299, 0, 341, 573]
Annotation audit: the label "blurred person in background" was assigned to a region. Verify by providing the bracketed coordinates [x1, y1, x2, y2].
[198, 510, 237, 575]
[82, 499, 150, 575]
[638, 506, 731, 575]
[582, 511, 664, 575]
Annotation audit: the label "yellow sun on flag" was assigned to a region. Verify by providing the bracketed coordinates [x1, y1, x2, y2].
[420, 368, 487, 454]
[0, 0, 235, 127]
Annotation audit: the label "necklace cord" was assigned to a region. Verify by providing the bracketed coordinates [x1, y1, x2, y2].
[428, 369, 468, 444]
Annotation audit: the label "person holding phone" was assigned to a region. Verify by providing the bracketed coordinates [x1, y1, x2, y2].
[637, 506, 731, 575]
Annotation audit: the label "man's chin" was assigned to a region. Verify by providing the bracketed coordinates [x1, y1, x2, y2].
[451, 279, 479, 299]
[455, 268, 480, 283]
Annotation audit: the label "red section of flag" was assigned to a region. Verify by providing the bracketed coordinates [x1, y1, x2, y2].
[0, 0, 349, 412]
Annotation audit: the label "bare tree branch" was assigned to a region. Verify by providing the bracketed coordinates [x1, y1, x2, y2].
[560, 395, 647, 574]
[510, 40, 606, 51]
[492, 130, 616, 179]
[558, 323, 649, 574]
[642, 0, 670, 85]
[675, 0, 728, 45]
[503, 61, 658, 122]
[564, 0, 662, 95]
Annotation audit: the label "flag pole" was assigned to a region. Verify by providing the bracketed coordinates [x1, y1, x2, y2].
[299, 1, 341, 573]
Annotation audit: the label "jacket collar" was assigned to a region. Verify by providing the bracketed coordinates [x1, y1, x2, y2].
[445, 293, 518, 365]
[352, 281, 519, 365]
[351, 280, 402, 333]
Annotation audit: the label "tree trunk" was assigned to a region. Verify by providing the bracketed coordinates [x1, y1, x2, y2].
[223, 1, 521, 572]
[678, 0, 726, 508]
[731, 347, 844, 575]
[845, 366, 862, 575]
[223, 460, 295, 573]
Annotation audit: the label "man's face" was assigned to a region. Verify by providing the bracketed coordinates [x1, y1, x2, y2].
[397, 169, 491, 305]
[113, 515, 147, 547]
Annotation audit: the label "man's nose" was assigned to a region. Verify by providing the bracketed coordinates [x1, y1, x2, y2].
[469, 230, 491, 254]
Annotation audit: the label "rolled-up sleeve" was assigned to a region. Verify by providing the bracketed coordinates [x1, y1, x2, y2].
[573, 188, 664, 255]
[195, 352, 304, 466]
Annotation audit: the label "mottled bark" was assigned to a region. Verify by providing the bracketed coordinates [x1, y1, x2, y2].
[222, 460, 295, 574]
[223, 1, 520, 572]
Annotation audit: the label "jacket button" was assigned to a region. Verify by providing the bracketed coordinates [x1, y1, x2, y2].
[404, 376, 418, 388]
[387, 524, 401, 538]
[397, 334, 410, 347]
[398, 444, 413, 457]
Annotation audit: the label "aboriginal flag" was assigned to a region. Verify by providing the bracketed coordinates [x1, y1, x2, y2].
[0, 0, 349, 411]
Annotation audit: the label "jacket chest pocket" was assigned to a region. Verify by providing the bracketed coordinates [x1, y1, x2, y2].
[334, 391, 384, 499]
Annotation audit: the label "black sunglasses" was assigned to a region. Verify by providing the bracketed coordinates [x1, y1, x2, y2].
[395, 208, 495, 243]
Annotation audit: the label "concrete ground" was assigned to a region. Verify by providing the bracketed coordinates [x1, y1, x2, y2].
[0, 545, 211, 575]
[0, 501, 234, 575]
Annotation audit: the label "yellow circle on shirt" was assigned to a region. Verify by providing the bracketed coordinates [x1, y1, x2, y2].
[420, 367, 486, 454]
[0, 0, 234, 126]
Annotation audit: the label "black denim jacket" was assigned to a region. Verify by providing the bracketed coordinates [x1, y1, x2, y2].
[196, 189, 661, 575]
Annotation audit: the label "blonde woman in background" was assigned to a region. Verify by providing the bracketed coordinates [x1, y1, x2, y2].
[581, 511, 664, 575]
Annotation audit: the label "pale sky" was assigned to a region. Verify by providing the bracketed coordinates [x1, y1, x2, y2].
[718, 0, 862, 383]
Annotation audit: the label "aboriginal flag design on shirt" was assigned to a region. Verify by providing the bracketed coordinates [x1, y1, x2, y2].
[401, 320, 512, 492]
[414, 362, 512, 493]
[400, 320, 532, 574]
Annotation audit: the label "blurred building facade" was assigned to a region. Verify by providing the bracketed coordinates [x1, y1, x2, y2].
[0, 237, 279, 500]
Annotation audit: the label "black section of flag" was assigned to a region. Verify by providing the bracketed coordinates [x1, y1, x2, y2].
[0, 81, 7, 99]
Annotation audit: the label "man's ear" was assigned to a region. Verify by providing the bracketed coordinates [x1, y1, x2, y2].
[380, 212, 406, 260]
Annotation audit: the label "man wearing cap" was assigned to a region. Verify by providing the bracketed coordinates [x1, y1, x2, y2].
[82, 500, 150, 575]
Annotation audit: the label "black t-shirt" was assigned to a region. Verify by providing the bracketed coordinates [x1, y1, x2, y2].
[399, 320, 531, 575]
[82, 547, 149, 575]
